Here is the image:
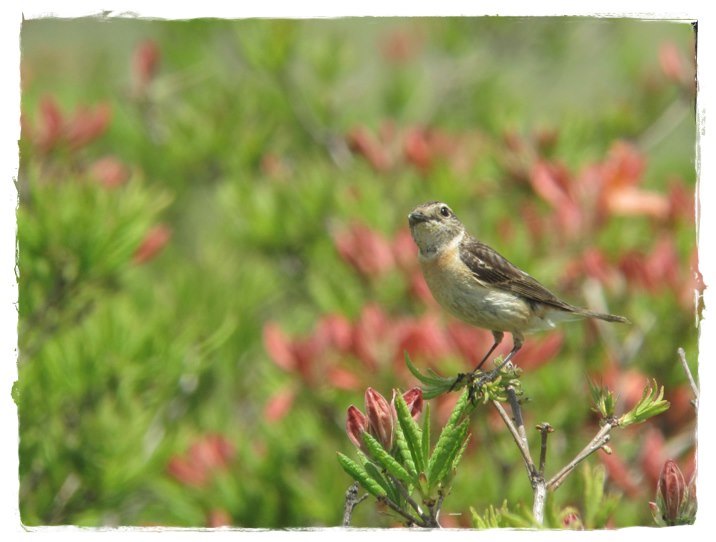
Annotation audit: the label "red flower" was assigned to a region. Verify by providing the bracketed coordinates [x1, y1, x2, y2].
[403, 127, 434, 173]
[529, 160, 583, 236]
[65, 102, 112, 150]
[640, 428, 667, 489]
[346, 387, 423, 452]
[659, 42, 688, 85]
[394, 387, 423, 420]
[346, 405, 370, 450]
[516, 332, 564, 372]
[206, 509, 232, 527]
[657, 459, 686, 524]
[365, 387, 395, 450]
[168, 434, 235, 488]
[133, 224, 172, 264]
[34, 95, 64, 152]
[89, 155, 130, 188]
[395, 315, 452, 366]
[132, 39, 161, 97]
[346, 126, 391, 172]
[599, 449, 640, 498]
[333, 222, 395, 279]
[264, 388, 296, 422]
[391, 227, 418, 273]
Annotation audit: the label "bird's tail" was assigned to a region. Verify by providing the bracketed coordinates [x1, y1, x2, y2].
[576, 308, 630, 324]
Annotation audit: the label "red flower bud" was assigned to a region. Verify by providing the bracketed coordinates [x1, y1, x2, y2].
[658, 459, 686, 524]
[397, 387, 424, 420]
[346, 405, 369, 450]
[365, 387, 394, 450]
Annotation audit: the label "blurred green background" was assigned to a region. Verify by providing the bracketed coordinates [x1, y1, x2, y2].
[16, 17, 699, 528]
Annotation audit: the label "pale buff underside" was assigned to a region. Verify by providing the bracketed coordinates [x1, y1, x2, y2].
[419, 238, 578, 335]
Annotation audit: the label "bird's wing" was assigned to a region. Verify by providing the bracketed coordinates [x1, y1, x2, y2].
[459, 237, 575, 312]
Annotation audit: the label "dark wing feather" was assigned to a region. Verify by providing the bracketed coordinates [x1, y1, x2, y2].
[459, 236, 576, 312]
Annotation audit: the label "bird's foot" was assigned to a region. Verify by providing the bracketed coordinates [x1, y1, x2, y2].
[450, 369, 501, 403]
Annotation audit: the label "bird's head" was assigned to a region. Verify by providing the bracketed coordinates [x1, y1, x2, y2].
[408, 201, 465, 256]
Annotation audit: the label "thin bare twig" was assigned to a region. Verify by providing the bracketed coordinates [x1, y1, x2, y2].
[388, 475, 426, 522]
[378, 495, 423, 527]
[492, 400, 533, 474]
[536, 423, 553, 476]
[506, 387, 534, 466]
[342, 482, 367, 527]
[547, 422, 614, 491]
[494, 389, 548, 524]
[677, 347, 699, 407]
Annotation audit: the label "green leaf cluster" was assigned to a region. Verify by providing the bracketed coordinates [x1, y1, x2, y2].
[338, 388, 474, 526]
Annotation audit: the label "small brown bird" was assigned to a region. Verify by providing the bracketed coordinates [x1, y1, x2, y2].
[408, 201, 628, 378]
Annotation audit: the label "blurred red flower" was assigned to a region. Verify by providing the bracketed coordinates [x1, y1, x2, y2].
[346, 126, 391, 172]
[403, 126, 434, 173]
[132, 39, 161, 97]
[394, 315, 452, 367]
[167, 434, 235, 488]
[65, 102, 112, 150]
[333, 222, 395, 279]
[133, 224, 172, 264]
[639, 427, 667, 490]
[599, 449, 640, 498]
[515, 332, 564, 372]
[529, 159, 584, 237]
[206, 509, 232, 527]
[89, 155, 130, 188]
[264, 388, 296, 422]
[346, 387, 423, 451]
[34, 95, 64, 152]
[659, 41, 688, 85]
[380, 28, 422, 63]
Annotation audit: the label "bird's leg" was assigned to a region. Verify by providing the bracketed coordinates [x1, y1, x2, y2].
[474, 331, 505, 372]
[478, 335, 523, 385]
[451, 331, 504, 392]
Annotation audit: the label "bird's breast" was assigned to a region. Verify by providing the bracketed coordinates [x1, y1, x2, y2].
[419, 245, 532, 332]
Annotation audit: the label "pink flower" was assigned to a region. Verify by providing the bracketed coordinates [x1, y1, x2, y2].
[264, 388, 296, 422]
[403, 126, 434, 173]
[659, 42, 687, 85]
[206, 509, 232, 527]
[168, 434, 235, 488]
[34, 96, 64, 152]
[133, 224, 172, 264]
[132, 39, 161, 97]
[346, 405, 370, 450]
[89, 155, 130, 188]
[65, 102, 112, 150]
[394, 387, 424, 420]
[657, 460, 687, 524]
[333, 222, 395, 279]
[346, 387, 423, 452]
[346, 126, 391, 172]
[365, 387, 395, 450]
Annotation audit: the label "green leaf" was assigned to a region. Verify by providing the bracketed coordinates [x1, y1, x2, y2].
[404, 351, 459, 399]
[363, 460, 399, 504]
[427, 418, 469, 488]
[582, 463, 604, 528]
[394, 390, 425, 473]
[361, 432, 414, 486]
[618, 379, 670, 427]
[580, 463, 620, 529]
[421, 402, 431, 468]
[588, 378, 617, 419]
[336, 452, 387, 499]
[394, 422, 417, 478]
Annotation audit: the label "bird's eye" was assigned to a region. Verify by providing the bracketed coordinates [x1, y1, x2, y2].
[440, 206, 451, 217]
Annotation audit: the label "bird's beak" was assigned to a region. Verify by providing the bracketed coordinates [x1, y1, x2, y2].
[408, 211, 430, 227]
